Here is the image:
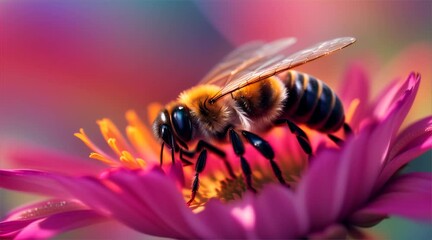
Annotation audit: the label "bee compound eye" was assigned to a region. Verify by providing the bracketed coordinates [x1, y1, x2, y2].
[171, 105, 193, 142]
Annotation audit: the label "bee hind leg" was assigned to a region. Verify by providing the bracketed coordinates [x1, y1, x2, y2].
[240, 130, 289, 187]
[327, 134, 344, 146]
[277, 119, 313, 157]
[343, 122, 353, 136]
[327, 122, 354, 147]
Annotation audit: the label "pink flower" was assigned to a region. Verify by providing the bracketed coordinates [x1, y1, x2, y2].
[1, 67, 431, 239]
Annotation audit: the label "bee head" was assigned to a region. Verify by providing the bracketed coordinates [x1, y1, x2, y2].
[152, 104, 193, 150]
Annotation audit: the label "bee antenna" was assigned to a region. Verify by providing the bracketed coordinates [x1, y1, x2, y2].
[202, 97, 211, 111]
[208, 89, 222, 104]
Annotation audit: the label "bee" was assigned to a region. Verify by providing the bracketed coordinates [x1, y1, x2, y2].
[152, 37, 356, 204]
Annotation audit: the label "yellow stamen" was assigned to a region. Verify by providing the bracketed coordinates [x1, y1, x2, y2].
[107, 138, 122, 157]
[126, 126, 158, 162]
[126, 110, 160, 153]
[74, 128, 116, 163]
[89, 152, 118, 166]
[346, 98, 361, 124]
[120, 151, 145, 169]
[97, 119, 134, 155]
[119, 156, 135, 169]
[135, 158, 147, 168]
[121, 150, 135, 162]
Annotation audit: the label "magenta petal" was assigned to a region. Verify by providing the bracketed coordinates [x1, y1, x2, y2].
[167, 160, 186, 188]
[253, 184, 307, 238]
[384, 73, 420, 138]
[372, 72, 418, 120]
[7, 147, 104, 175]
[2, 199, 87, 222]
[335, 124, 382, 218]
[14, 210, 106, 240]
[197, 199, 250, 239]
[368, 73, 420, 167]
[0, 170, 71, 197]
[0, 199, 105, 239]
[297, 149, 341, 231]
[370, 78, 401, 119]
[339, 64, 370, 128]
[55, 168, 209, 238]
[376, 117, 432, 190]
[198, 186, 307, 239]
[389, 116, 432, 159]
[107, 169, 207, 238]
[0, 219, 34, 238]
[353, 173, 432, 222]
[308, 224, 348, 239]
[55, 174, 158, 234]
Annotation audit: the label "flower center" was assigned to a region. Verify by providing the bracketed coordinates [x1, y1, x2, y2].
[76, 110, 308, 208]
[186, 160, 302, 209]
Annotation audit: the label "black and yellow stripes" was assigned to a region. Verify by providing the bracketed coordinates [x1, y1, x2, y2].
[232, 76, 286, 124]
[281, 71, 344, 133]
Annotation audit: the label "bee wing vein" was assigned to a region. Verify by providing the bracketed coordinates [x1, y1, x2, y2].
[208, 37, 356, 102]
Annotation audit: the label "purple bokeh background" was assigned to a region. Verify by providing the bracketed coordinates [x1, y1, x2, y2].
[1, 1, 430, 239]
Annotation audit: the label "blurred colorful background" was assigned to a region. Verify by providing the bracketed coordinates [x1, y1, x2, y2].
[1, 0, 430, 239]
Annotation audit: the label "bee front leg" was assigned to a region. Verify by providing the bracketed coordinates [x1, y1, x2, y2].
[181, 140, 235, 179]
[179, 150, 194, 166]
[187, 149, 207, 206]
[229, 129, 257, 193]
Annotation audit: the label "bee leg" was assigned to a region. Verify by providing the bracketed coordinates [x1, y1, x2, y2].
[327, 123, 354, 147]
[160, 124, 177, 164]
[284, 120, 313, 157]
[159, 142, 165, 167]
[241, 130, 288, 187]
[182, 140, 235, 179]
[196, 140, 235, 179]
[343, 122, 353, 136]
[229, 129, 256, 193]
[179, 150, 194, 166]
[187, 149, 207, 206]
[327, 134, 344, 146]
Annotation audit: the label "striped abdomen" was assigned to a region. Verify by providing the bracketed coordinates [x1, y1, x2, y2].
[280, 71, 345, 133]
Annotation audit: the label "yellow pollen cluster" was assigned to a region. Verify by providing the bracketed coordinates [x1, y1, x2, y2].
[74, 110, 160, 169]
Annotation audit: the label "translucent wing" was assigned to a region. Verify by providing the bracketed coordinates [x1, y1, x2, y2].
[199, 38, 297, 86]
[208, 37, 356, 103]
[199, 41, 264, 84]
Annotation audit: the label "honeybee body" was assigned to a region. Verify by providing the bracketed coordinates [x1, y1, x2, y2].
[152, 37, 355, 204]
[152, 37, 355, 156]
[168, 71, 343, 143]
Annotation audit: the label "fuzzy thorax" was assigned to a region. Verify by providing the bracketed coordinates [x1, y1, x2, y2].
[232, 77, 287, 130]
[179, 85, 232, 137]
